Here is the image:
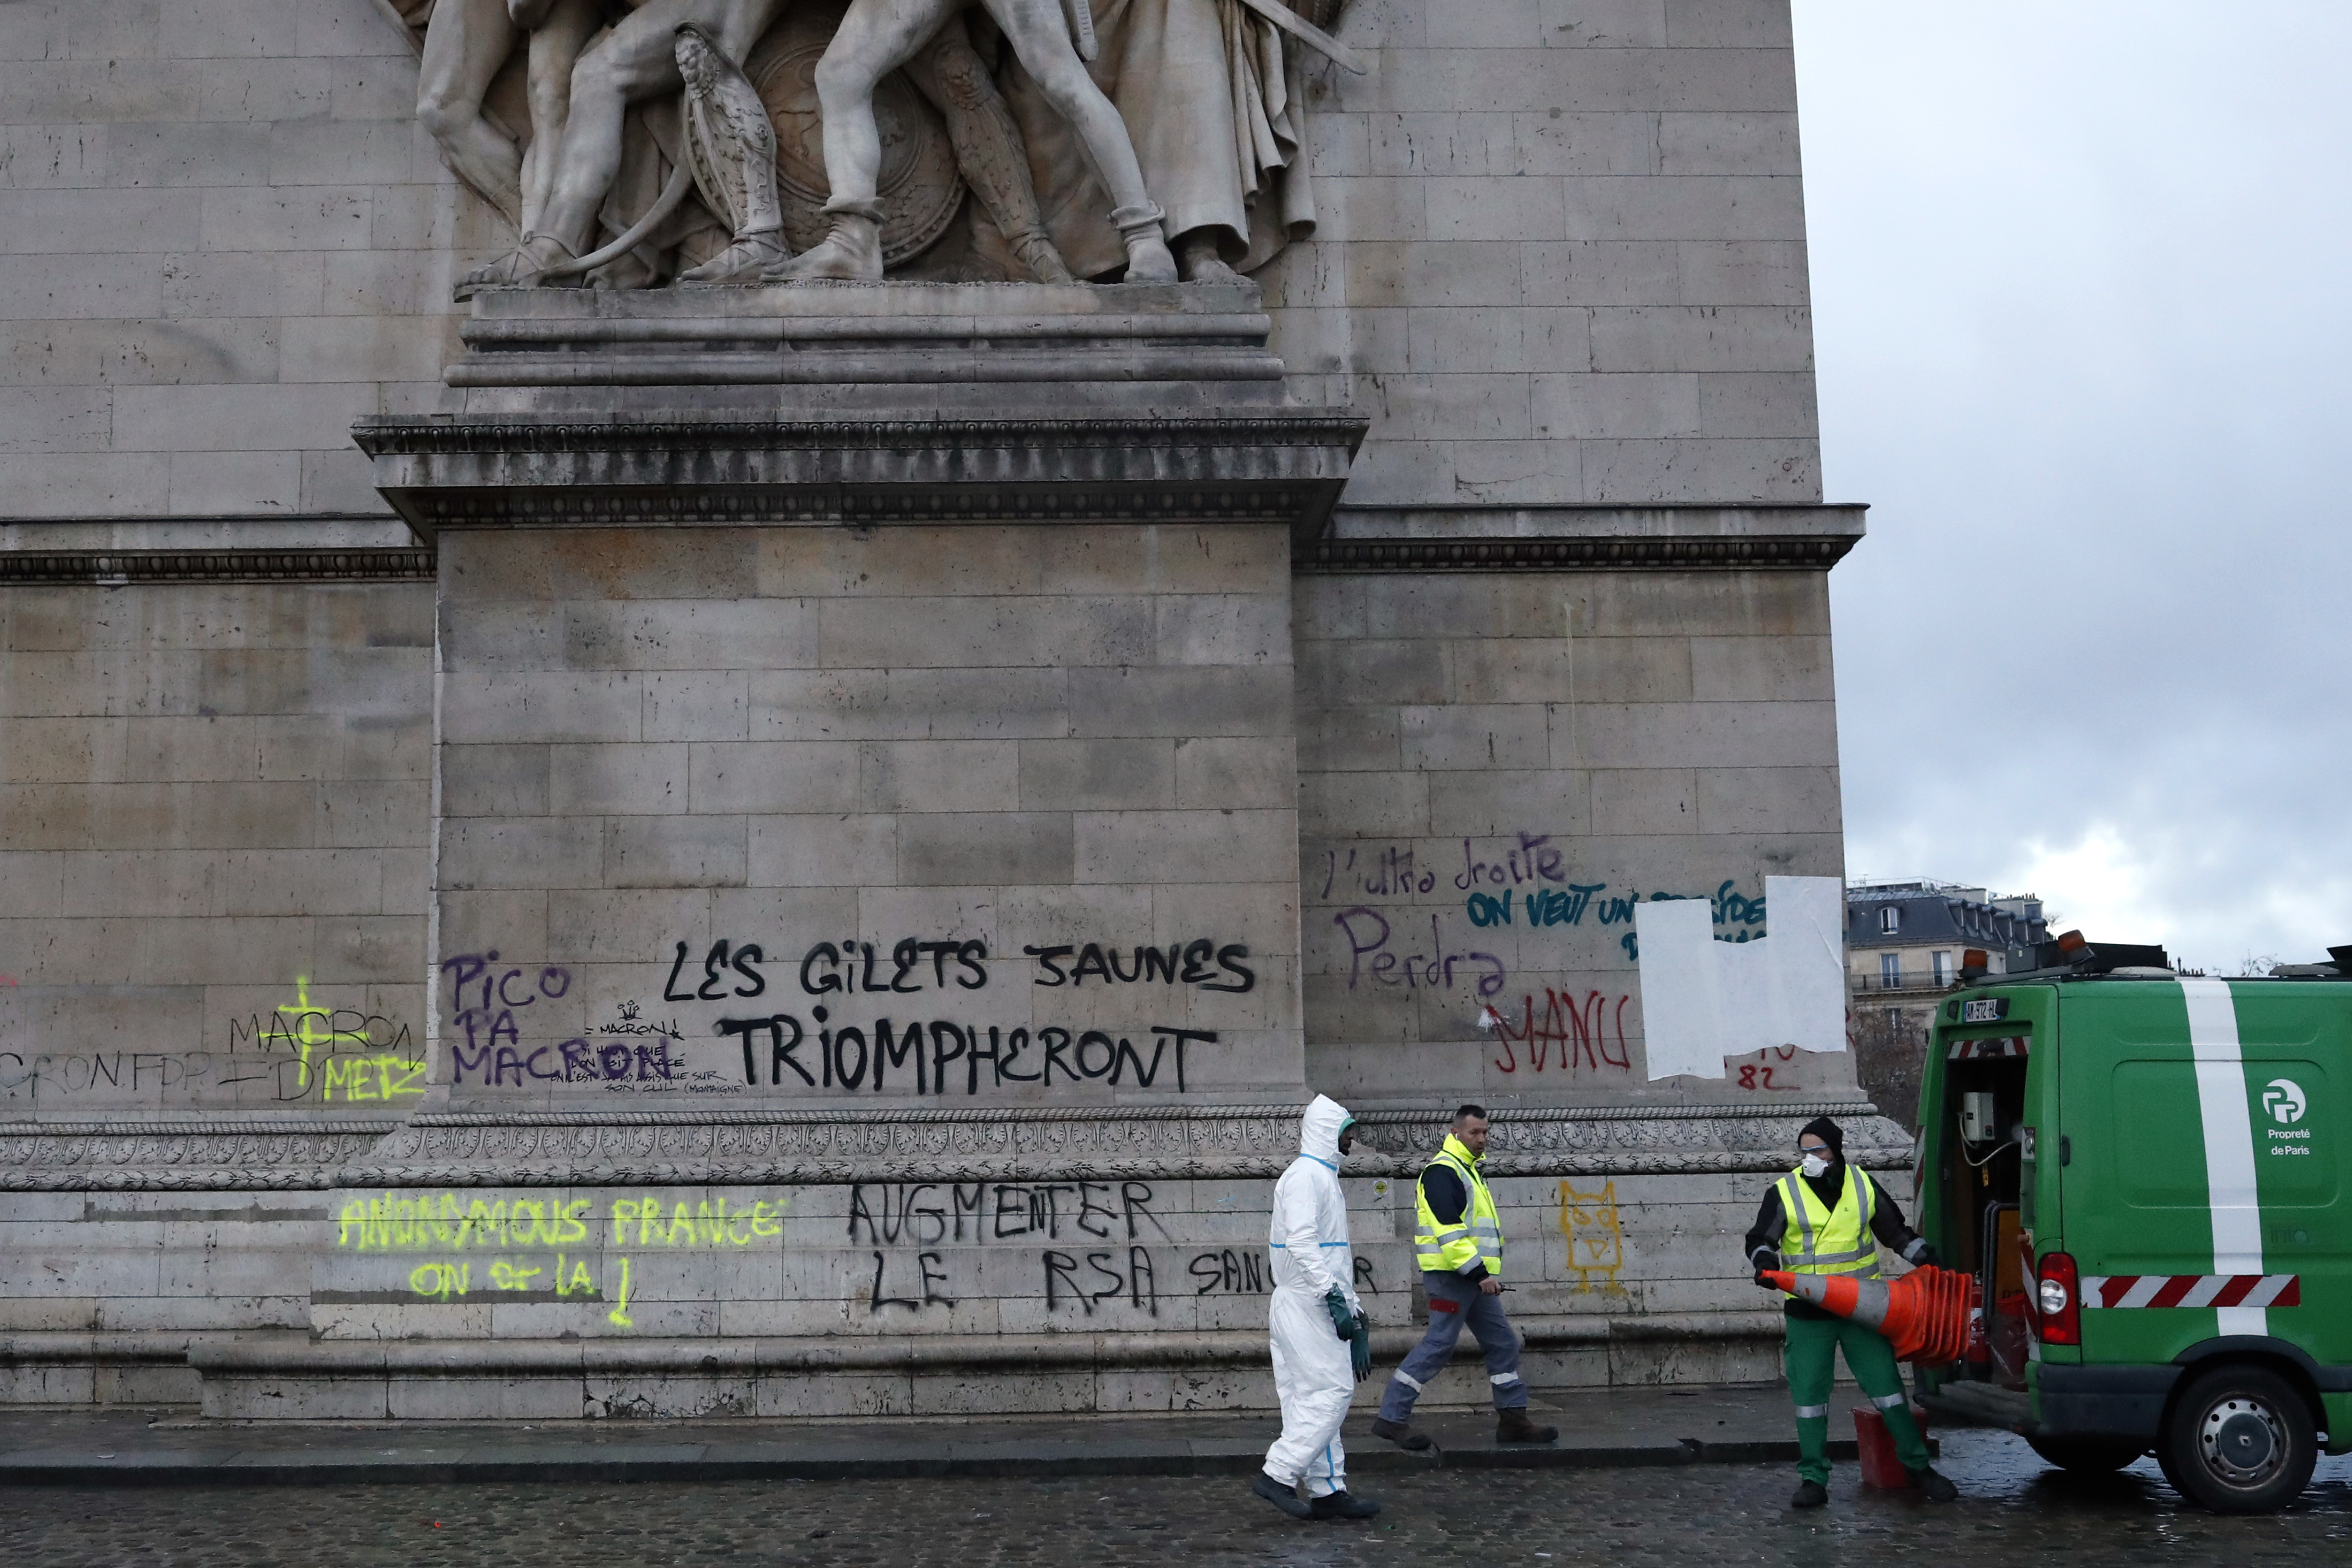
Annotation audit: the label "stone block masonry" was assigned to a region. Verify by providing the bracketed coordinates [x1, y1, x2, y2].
[0, 577, 433, 1115]
[0, 0, 1893, 1418]
[432, 522, 1305, 1112]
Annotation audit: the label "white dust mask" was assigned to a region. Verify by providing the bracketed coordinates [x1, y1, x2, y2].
[1800, 1152, 1831, 1179]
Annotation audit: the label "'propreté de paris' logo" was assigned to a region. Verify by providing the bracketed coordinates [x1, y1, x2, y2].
[2263, 1079, 2306, 1125]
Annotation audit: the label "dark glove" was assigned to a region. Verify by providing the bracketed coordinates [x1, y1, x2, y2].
[1348, 1314, 1372, 1383]
[1910, 1243, 1942, 1269]
[1325, 1286, 1355, 1340]
[1750, 1250, 1782, 1286]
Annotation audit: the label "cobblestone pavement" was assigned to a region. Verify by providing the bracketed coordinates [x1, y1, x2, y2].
[2, 1430, 2347, 1566]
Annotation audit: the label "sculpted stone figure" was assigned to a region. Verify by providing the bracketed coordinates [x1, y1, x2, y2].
[898, 18, 1075, 284]
[402, 0, 529, 228]
[393, 0, 716, 294]
[481, 0, 792, 288]
[673, 24, 794, 281]
[677, 14, 1075, 284]
[769, 0, 1176, 283]
[387, 0, 1346, 288]
[1003, 0, 1351, 282]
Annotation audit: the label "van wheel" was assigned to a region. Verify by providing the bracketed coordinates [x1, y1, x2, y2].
[2024, 1432, 2145, 1472]
[2159, 1364, 2318, 1513]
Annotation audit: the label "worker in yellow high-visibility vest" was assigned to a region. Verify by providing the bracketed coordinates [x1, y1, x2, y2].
[1370, 1104, 1557, 1450]
[1746, 1116, 1959, 1508]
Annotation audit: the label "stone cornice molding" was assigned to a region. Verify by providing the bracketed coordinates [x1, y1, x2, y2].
[0, 1102, 1904, 1191]
[352, 413, 1367, 458]
[0, 1119, 404, 1192]
[1296, 535, 1860, 572]
[356, 411, 1367, 543]
[0, 550, 435, 585]
[1303, 503, 1868, 570]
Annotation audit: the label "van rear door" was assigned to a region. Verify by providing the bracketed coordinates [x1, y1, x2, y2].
[2063, 980, 2341, 1374]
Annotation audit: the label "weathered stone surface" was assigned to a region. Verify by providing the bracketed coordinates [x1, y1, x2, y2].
[0, 0, 1877, 1419]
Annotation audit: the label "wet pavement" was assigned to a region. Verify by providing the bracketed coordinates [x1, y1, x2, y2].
[0, 1427, 2346, 1566]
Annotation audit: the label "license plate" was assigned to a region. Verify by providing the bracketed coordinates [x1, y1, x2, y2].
[1961, 998, 2007, 1023]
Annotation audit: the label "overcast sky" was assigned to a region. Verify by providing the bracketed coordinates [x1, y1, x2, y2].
[1792, 2, 2352, 974]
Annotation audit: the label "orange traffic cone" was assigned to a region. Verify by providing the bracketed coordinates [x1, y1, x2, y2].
[1757, 1265, 1978, 1364]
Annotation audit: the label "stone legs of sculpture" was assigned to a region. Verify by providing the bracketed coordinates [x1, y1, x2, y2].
[771, 0, 1174, 284]
[902, 23, 1074, 285]
[499, 0, 790, 285]
[453, 0, 607, 297]
[513, 0, 608, 236]
[416, 0, 527, 227]
[671, 22, 794, 285]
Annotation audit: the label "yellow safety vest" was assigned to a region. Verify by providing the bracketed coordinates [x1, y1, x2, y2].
[1413, 1134, 1502, 1277]
[1776, 1162, 1883, 1298]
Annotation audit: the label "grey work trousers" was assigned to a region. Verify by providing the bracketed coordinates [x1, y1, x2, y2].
[1376, 1269, 1527, 1422]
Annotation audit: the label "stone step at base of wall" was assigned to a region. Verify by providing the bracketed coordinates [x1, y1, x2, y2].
[0, 1385, 1930, 1485]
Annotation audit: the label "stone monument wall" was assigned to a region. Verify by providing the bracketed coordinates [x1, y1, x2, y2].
[0, 0, 1894, 1418]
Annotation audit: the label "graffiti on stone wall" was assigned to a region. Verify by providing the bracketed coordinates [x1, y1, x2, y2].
[0, 976, 418, 1107]
[1322, 832, 1772, 985]
[321, 1182, 1400, 1338]
[1557, 1179, 1626, 1291]
[1479, 989, 1635, 1076]
[847, 1180, 1384, 1321]
[332, 1188, 792, 1329]
[1727, 1044, 1811, 1093]
[1316, 829, 1795, 1076]
[443, 932, 1256, 1101]
[230, 976, 422, 1101]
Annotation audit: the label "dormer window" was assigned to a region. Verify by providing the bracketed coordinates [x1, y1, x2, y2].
[1878, 907, 1900, 935]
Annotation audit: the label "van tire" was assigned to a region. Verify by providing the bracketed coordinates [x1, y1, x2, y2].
[2159, 1364, 2318, 1513]
[2024, 1432, 2144, 1473]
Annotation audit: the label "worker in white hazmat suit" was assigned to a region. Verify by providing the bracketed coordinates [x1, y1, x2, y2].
[1252, 1093, 1380, 1521]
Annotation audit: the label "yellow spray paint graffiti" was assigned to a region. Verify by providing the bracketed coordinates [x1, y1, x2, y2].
[404, 1253, 620, 1304]
[608, 1257, 634, 1328]
[231, 976, 422, 1101]
[335, 1191, 790, 1335]
[337, 1194, 597, 1252]
[334, 1192, 788, 1252]
[1557, 1179, 1626, 1289]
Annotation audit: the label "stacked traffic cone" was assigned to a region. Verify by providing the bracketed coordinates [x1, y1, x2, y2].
[1757, 1265, 1978, 1365]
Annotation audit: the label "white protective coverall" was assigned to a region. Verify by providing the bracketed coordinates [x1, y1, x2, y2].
[1261, 1093, 1362, 1498]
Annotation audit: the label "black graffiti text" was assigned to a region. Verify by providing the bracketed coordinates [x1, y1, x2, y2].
[1022, 939, 1255, 994]
[717, 1015, 1213, 1096]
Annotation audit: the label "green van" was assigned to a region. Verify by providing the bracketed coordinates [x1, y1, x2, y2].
[1913, 946, 2350, 1512]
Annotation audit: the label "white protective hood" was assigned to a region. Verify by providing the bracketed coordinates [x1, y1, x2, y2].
[1299, 1093, 1354, 1166]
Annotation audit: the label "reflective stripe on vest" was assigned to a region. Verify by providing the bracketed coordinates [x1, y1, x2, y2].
[1412, 1142, 1502, 1278]
[1778, 1164, 1882, 1294]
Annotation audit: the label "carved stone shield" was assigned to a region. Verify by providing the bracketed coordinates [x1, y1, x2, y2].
[743, 1, 966, 268]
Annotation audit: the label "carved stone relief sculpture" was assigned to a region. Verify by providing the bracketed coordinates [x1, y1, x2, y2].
[377, 0, 1357, 292]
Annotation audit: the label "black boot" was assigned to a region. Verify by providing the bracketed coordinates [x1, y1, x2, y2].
[1251, 1472, 1312, 1519]
[1496, 1409, 1558, 1445]
[1308, 1491, 1382, 1520]
[1907, 1466, 1957, 1502]
[1370, 1417, 1431, 1452]
[1792, 1479, 1828, 1509]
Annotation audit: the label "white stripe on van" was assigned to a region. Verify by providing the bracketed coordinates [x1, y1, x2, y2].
[2180, 978, 2267, 1337]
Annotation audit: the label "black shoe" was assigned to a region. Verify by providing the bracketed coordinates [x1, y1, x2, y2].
[1307, 1491, 1381, 1520]
[1496, 1409, 1558, 1445]
[1908, 1466, 1957, 1502]
[1370, 1417, 1432, 1452]
[1252, 1472, 1312, 1519]
[1791, 1480, 1828, 1509]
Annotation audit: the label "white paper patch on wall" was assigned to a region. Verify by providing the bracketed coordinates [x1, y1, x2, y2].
[1634, 876, 1847, 1081]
